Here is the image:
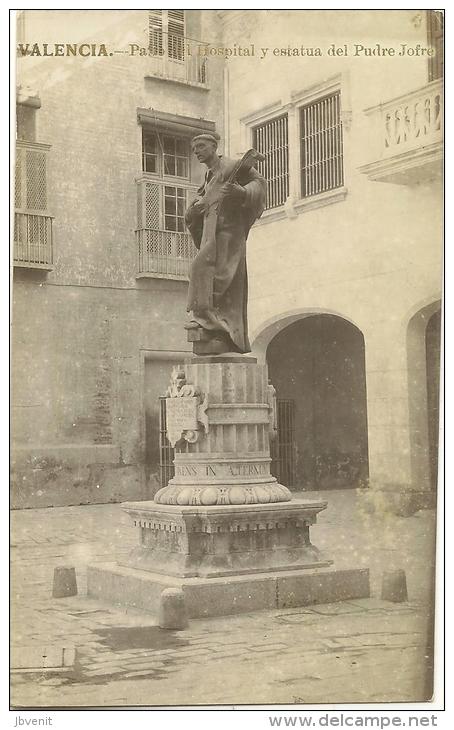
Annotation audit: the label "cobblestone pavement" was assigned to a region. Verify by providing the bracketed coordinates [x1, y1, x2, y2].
[10, 489, 437, 707]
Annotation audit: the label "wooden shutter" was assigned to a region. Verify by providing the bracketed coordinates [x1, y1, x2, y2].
[137, 180, 161, 229]
[149, 10, 164, 56]
[167, 10, 185, 60]
[25, 148, 47, 211]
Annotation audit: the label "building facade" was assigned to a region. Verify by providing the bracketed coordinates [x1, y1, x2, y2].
[12, 10, 442, 512]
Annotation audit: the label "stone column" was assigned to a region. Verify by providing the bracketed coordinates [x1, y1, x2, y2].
[154, 355, 291, 506]
[364, 319, 435, 514]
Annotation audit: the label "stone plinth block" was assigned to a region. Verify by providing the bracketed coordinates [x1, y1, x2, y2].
[381, 569, 408, 602]
[87, 563, 370, 619]
[119, 499, 331, 579]
[159, 588, 189, 630]
[52, 566, 77, 598]
[155, 355, 291, 506]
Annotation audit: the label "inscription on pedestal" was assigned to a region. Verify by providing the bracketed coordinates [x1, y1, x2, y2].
[174, 462, 269, 479]
[166, 397, 198, 447]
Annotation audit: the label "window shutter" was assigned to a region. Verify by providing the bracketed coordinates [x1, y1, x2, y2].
[167, 10, 185, 60]
[149, 10, 164, 56]
[15, 146, 24, 208]
[137, 180, 161, 229]
[167, 10, 185, 36]
[25, 148, 47, 211]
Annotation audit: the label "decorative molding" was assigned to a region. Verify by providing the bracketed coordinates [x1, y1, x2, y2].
[16, 86, 41, 108]
[340, 110, 353, 131]
[358, 143, 442, 185]
[253, 205, 287, 227]
[284, 196, 298, 219]
[363, 79, 442, 116]
[293, 186, 348, 214]
[240, 99, 284, 127]
[137, 108, 216, 136]
[291, 73, 343, 107]
[254, 187, 348, 226]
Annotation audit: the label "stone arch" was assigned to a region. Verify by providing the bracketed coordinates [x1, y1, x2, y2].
[251, 307, 363, 362]
[263, 313, 369, 491]
[406, 299, 442, 495]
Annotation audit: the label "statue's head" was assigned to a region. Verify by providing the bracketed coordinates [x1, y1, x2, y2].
[192, 133, 219, 164]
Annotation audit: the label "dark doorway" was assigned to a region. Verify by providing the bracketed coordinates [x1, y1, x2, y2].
[144, 356, 180, 494]
[270, 399, 296, 487]
[267, 315, 369, 491]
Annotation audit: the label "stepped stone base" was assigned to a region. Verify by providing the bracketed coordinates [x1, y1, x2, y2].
[87, 563, 370, 619]
[86, 355, 371, 618]
[119, 498, 331, 579]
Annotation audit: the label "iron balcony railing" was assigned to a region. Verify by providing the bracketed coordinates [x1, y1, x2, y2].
[136, 228, 197, 280]
[147, 31, 208, 87]
[14, 141, 53, 269]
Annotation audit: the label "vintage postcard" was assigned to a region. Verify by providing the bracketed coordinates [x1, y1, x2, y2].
[11, 7, 443, 713]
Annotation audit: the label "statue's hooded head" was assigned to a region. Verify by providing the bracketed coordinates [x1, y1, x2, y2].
[192, 133, 220, 165]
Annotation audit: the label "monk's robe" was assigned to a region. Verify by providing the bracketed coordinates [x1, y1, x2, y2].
[185, 156, 266, 353]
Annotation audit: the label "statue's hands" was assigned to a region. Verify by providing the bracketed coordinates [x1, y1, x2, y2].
[221, 183, 247, 201]
[191, 197, 207, 215]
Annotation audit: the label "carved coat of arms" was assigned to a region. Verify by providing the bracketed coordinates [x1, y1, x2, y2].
[165, 367, 208, 448]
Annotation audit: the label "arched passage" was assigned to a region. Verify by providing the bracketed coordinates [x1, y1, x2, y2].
[426, 310, 441, 490]
[407, 301, 441, 494]
[266, 314, 369, 491]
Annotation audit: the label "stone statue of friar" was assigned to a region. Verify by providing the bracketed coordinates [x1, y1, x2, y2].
[184, 133, 266, 355]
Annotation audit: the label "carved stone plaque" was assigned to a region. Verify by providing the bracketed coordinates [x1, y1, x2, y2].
[166, 396, 198, 447]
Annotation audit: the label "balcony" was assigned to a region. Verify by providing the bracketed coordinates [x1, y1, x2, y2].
[145, 31, 209, 89]
[136, 229, 197, 280]
[359, 80, 443, 185]
[14, 212, 53, 269]
[14, 141, 53, 270]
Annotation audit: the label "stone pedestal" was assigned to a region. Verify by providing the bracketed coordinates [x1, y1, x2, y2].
[154, 354, 290, 507]
[87, 355, 370, 616]
[120, 499, 331, 579]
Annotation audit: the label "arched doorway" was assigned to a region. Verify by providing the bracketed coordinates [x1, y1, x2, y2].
[266, 314, 369, 491]
[407, 302, 441, 495]
[426, 310, 441, 491]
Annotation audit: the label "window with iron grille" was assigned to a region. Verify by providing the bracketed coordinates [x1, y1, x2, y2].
[253, 115, 289, 210]
[300, 92, 343, 198]
[149, 9, 185, 61]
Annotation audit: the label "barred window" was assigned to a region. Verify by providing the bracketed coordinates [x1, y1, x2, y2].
[300, 92, 343, 198]
[253, 114, 289, 210]
[142, 130, 190, 178]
